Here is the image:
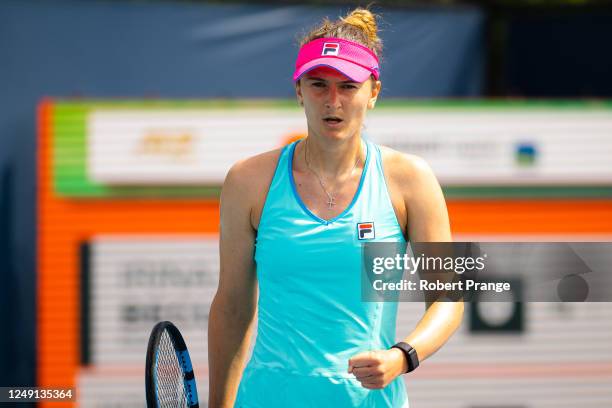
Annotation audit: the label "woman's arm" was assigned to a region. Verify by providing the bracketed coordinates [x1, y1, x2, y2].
[208, 161, 258, 408]
[349, 154, 464, 388]
[398, 155, 463, 362]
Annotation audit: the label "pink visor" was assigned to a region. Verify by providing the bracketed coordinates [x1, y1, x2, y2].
[293, 37, 380, 83]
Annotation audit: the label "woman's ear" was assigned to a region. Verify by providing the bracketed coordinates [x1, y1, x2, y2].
[295, 80, 304, 106]
[368, 80, 381, 110]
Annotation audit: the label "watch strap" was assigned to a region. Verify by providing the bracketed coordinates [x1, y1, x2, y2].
[391, 342, 419, 373]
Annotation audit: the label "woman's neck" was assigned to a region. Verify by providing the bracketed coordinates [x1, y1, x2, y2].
[299, 134, 364, 179]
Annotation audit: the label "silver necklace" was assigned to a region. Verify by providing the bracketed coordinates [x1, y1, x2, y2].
[304, 138, 362, 209]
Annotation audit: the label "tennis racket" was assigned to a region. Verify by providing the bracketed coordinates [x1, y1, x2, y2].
[145, 321, 199, 408]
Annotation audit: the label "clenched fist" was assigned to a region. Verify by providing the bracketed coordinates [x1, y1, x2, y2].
[347, 349, 408, 389]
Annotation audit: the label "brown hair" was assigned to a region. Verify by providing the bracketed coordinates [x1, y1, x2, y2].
[299, 7, 382, 59]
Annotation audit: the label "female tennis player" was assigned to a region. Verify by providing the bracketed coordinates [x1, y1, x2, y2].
[208, 8, 463, 407]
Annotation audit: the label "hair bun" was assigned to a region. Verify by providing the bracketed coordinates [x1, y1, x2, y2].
[341, 8, 378, 44]
[299, 7, 382, 59]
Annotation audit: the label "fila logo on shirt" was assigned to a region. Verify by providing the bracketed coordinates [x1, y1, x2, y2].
[322, 43, 340, 56]
[357, 222, 375, 240]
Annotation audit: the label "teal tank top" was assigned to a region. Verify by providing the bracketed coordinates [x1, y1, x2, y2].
[234, 139, 410, 408]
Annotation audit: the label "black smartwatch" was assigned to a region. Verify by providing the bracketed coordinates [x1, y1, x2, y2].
[390, 342, 419, 373]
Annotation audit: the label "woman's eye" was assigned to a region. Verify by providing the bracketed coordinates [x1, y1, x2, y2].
[342, 84, 357, 89]
[312, 82, 325, 88]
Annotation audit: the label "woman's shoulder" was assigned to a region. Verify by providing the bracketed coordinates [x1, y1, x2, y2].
[377, 144, 436, 187]
[222, 146, 287, 229]
[222, 146, 286, 202]
[225, 147, 284, 180]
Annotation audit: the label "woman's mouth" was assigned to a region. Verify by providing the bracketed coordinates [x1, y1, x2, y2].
[323, 116, 344, 127]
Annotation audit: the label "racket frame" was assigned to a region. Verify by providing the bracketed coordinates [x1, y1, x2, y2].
[145, 321, 199, 408]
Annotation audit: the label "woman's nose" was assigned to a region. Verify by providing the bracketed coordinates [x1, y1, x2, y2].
[325, 85, 340, 109]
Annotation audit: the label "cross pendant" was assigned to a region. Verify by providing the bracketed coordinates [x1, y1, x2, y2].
[327, 196, 336, 209]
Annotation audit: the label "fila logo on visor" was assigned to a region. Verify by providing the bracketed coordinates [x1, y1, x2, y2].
[357, 222, 375, 240]
[322, 43, 340, 56]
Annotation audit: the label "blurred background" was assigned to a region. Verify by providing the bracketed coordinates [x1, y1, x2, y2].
[1, 0, 612, 407]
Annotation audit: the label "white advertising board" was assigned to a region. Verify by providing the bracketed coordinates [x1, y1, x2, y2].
[87, 108, 612, 185]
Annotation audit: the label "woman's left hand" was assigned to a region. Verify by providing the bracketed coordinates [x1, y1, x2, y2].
[347, 349, 408, 389]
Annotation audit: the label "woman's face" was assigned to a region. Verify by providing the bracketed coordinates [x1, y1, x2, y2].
[296, 66, 381, 142]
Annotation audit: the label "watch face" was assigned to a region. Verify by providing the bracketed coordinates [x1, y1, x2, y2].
[407, 348, 419, 370]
